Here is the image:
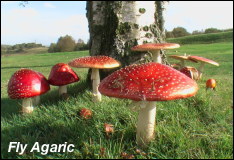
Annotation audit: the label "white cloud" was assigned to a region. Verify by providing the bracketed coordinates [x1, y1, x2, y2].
[1, 7, 89, 45]
[44, 2, 56, 9]
[1, 1, 17, 4]
[164, 1, 233, 32]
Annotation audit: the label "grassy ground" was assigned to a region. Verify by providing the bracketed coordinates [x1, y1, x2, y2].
[167, 31, 233, 44]
[1, 42, 233, 159]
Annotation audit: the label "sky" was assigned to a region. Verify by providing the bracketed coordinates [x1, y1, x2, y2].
[1, 1, 233, 46]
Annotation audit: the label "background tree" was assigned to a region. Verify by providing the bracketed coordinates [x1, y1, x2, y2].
[48, 43, 58, 53]
[204, 28, 221, 34]
[165, 30, 174, 38]
[56, 35, 76, 52]
[86, 1, 167, 78]
[172, 27, 190, 37]
[192, 30, 204, 35]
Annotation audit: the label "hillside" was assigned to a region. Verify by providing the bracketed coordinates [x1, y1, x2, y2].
[167, 31, 233, 44]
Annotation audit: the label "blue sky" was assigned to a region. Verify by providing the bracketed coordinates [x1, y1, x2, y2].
[1, 1, 233, 46]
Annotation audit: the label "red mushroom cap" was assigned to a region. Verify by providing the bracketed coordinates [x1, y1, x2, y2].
[169, 55, 198, 63]
[206, 79, 216, 89]
[48, 63, 79, 86]
[68, 56, 121, 69]
[188, 56, 219, 66]
[99, 62, 198, 101]
[131, 43, 180, 51]
[8, 69, 50, 99]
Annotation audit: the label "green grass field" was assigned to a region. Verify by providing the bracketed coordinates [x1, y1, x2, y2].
[1, 40, 233, 158]
[167, 31, 233, 44]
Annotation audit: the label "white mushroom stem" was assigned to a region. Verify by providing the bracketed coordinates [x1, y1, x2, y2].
[150, 50, 161, 63]
[33, 96, 40, 105]
[136, 101, 156, 147]
[198, 62, 205, 79]
[91, 68, 101, 102]
[130, 101, 147, 111]
[59, 85, 67, 96]
[22, 98, 34, 113]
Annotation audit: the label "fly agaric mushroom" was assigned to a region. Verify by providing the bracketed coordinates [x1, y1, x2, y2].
[98, 62, 198, 147]
[8, 68, 50, 113]
[188, 56, 219, 79]
[48, 63, 79, 96]
[79, 108, 92, 119]
[68, 56, 120, 102]
[169, 55, 197, 69]
[180, 66, 200, 81]
[131, 43, 180, 63]
[206, 79, 216, 91]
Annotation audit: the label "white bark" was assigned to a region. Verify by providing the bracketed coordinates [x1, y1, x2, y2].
[136, 101, 156, 147]
[91, 68, 101, 102]
[22, 98, 34, 113]
[118, 1, 158, 44]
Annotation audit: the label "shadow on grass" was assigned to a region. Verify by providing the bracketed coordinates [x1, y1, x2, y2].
[1, 65, 54, 70]
[1, 117, 95, 159]
[186, 96, 215, 125]
[1, 80, 91, 120]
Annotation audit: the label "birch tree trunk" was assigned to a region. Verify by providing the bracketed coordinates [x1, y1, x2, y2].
[86, 1, 166, 79]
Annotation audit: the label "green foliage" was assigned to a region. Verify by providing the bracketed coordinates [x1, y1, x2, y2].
[48, 36, 89, 53]
[48, 43, 58, 53]
[205, 28, 221, 34]
[165, 31, 174, 38]
[56, 35, 76, 52]
[171, 27, 190, 38]
[192, 30, 204, 35]
[1, 43, 44, 55]
[167, 31, 233, 44]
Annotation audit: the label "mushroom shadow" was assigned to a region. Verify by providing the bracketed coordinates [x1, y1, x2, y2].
[1, 79, 91, 120]
[1, 117, 97, 158]
[186, 97, 215, 125]
[1, 65, 54, 70]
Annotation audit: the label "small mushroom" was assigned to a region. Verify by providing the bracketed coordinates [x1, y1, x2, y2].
[98, 62, 198, 147]
[169, 55, 197, 69]
[180, 66, 200, 81]
[8, 68, 50, 113]
[131, 43, 180, 63]
[188, 56, 219, 79]
[68, 56, 120, 102]
[79, 108, 92, 119]
[48, 63, 79, 96]
[206, 79, 216, 91]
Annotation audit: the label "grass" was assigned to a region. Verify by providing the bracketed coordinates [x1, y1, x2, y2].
[167, 31, 233, 44]
[1, 41, 233, 159]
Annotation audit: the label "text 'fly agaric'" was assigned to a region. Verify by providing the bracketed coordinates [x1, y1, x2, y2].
[98, 62, 198, 147]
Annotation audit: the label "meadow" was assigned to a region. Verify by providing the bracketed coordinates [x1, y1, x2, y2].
[1, 34, 233, 159]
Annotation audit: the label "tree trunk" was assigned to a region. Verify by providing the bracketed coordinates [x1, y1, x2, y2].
[86, 1, 166, 79]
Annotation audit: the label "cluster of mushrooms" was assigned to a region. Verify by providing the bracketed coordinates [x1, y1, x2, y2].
[7, 42, 219, 147]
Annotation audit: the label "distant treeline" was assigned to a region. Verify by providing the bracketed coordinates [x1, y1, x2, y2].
[167, 31, 233, 44]
[1, 43, 44, 54]
[48, 35, 89, 53]
[166, 27, 233, 38]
